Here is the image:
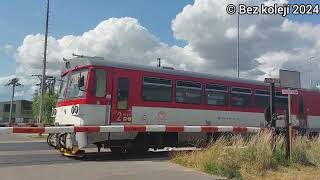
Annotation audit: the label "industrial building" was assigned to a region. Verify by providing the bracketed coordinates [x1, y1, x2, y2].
[0, 100, 34, 123]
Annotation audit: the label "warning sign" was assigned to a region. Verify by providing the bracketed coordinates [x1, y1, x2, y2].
[281, 89, 298, 95]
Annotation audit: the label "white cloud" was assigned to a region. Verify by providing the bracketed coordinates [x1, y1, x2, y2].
[14, 17, 205, 76]
[171, 0, 320, 82]
[244, 25, 256, 39]
[3, 43, 14, 55]
[225, 28, 237, 39]
[1, 0, 320, 100]
[0, 17, 204, 100]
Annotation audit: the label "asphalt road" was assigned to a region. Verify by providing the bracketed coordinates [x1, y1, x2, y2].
[0, 133, 224, 180]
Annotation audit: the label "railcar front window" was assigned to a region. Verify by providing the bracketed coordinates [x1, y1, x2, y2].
[95, 69, 106, 97]
[58, 75, 68, 100]
[65, 69, 88, 99]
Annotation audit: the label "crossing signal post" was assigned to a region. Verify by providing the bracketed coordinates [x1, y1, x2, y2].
[264, 78, 280, 128]
[264, 77, 299, 160]
[279, 69, 301, 160]
[282, 89, 298, 160]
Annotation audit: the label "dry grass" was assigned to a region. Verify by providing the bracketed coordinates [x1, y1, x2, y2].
[242, 165, 320, 180]
[172, 131, 320, 180]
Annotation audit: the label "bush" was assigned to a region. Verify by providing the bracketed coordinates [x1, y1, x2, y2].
[172, 131, 320, 179]
[32, 92, 58, 124]
[204, 163, 242, 180]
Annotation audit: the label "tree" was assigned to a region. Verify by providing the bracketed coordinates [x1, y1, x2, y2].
[32, 92, 58, 124]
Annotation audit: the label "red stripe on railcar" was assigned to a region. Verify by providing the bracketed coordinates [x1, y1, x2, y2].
[57, 99, 108, 107]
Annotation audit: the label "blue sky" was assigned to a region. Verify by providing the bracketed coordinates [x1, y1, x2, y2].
[288, 0, 320, 23]
[0, 0, 193, 77]
[0, 0, 320, 98]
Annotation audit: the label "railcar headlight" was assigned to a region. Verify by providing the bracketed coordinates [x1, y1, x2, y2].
[51, 108, 57, 117]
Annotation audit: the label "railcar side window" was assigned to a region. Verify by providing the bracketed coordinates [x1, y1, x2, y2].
[205, 84, 228, 106]
[254, 90, 270, 108]
[276, 92, 288, 109]
[231, 87, 252, 107]
[176, 81, 202, 104]
[95, 69, 106, 97]
[142, 77, 172, 102]
[117, 78, 129, 109]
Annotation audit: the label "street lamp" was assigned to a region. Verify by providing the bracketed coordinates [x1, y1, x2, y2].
[237, 12, 240, 78]
[308, 56, 319, 89]
[5, 78, 23, 124]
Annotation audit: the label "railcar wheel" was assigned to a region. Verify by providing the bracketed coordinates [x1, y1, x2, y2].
[127, 145, 149, 154]
[94, 143, 103, 152]
[127, 133, 149, 154]
[110, 147, 126, 155]
[46, 133, 56, 148]
[59, 134, 67, 149]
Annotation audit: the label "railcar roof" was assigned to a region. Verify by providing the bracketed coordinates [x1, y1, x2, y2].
[64, 56, 317, 92]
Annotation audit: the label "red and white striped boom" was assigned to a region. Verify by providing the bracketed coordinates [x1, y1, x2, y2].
[0, 125, 264, 134]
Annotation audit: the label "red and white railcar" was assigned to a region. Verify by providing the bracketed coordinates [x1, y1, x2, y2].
[53, 56, 320, 153]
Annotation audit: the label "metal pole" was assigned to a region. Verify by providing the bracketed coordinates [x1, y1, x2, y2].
[270, 83, 276, 127]
[157, 58, 161, 67]
[286, 92, 292, 160]
[39, 0, 50, 124]
[309, 56, 315, 89]
[310, 71, 312, 89]
[237, 13, 240, 78]
[284, 91, 292, 160]
[284, 105, 289, 159]
[8, 82, 16, 124]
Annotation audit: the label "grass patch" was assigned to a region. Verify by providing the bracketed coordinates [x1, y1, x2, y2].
[172, 131, 320, 179]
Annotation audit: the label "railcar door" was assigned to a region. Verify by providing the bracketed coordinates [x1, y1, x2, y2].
[110, 69, 133, 124]
[91, 68, 112, 125]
